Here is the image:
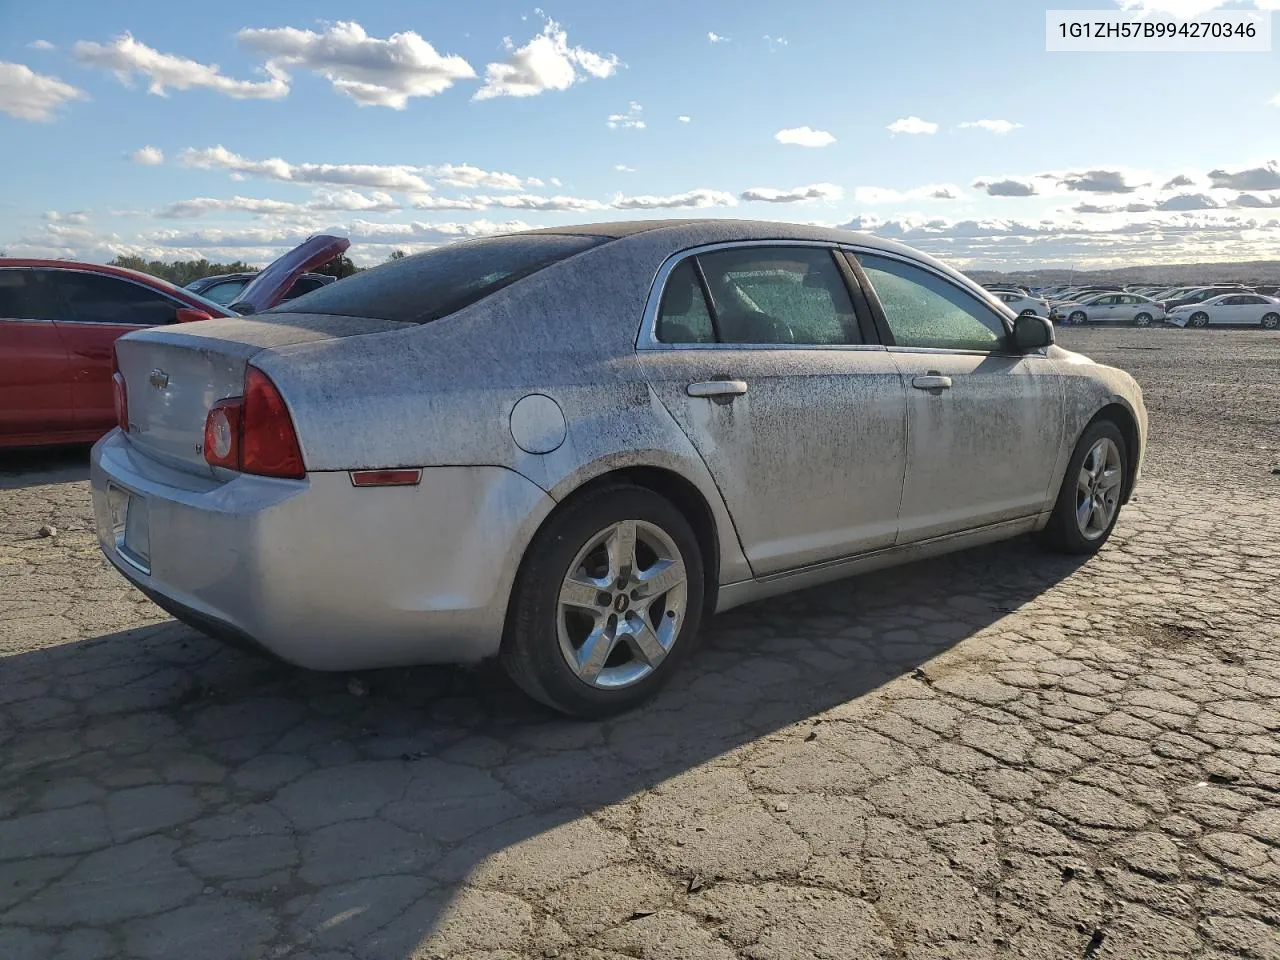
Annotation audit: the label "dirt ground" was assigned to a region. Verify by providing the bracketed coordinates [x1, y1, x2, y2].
[0, 326, 1277, 960]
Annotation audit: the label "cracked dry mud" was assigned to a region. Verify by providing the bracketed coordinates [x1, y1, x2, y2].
[1, 326, 1278, 960]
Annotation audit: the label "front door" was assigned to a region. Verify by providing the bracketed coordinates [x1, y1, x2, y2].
[852, 252, 1065, 544]
[0, 268, 76, 442]
[638, 246, 908, 577]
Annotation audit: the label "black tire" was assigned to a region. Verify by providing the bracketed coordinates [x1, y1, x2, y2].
[1039, 419, 1129, 555]
[1190, 312, 1209, 328]
[1134, 312, 1152, 327]
[500, 484, 706, 718]
[1261, 312, 1279, 330]
[1069, 311, 1087, 325]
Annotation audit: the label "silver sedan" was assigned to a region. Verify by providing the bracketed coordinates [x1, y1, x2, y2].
[91, 220, 1147, 717]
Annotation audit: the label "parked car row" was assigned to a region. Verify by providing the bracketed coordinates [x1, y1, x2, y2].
[981, 280, 1280, 329]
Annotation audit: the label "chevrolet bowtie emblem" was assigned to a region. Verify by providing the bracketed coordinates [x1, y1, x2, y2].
[148, 369, 169, 389]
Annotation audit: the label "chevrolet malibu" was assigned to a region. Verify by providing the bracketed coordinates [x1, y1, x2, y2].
[92, 220, 1147, 717]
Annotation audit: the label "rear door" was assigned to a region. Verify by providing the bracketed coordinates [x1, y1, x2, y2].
[851, 250, 1065, 544]
[637, 243, 908, 576]
[0, 267, 76, 441]
[44, 270, 185, 435]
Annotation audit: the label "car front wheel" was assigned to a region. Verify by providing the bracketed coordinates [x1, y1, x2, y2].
[1189, 312, 1210, 328]
[501, 484, 706, 717]
[1040, 419, 1128, 555]
[1068, 311, 1087, 325]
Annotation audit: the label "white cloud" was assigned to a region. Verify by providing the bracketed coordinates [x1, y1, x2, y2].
[237, 21, 475, 109]
[854, 184, 966, 204]
[678, 115, 691, 123]
[959, 119, 1023, 135]
[708, 32, 729, 43]
[44, 210, 91, 224]
[73, 33, 288, 99]
[973, 177, 1039, 197]
[611, 188, 737, 210]
[607, 101, 644, 129]
[158, 189, 401, 219]
[181, 145, 430, 192]
[474, 17, 619, 100]
[0, 62, 86, 121]
[887, 116, 938, 135]
[129, 145, 164, 165]
[740, 183, 843, 203]
[408, 195, 487, 211]
[549, 177, 563, 187]
[763, 35, 788, 51]
[479, 193, 608, 212]
[775, 126, 836, 148]
[615, 164, 636, 172]
[27, 40, 55, 51]
[426, 163, 538, 190]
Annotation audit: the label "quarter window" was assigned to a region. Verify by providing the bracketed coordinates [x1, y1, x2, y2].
[656, 260, 715, 343]
[49, 272, 181, 326]
[856, 253, 1006, 351]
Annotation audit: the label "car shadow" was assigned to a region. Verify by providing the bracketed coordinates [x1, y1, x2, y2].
[0, 536, 1087, 958]
[0, 445, 91, 491]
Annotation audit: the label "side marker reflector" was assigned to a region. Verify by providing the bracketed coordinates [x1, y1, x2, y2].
[350, 469, 422, 487]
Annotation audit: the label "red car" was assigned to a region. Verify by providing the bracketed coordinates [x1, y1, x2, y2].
[0, 236, 348, 449]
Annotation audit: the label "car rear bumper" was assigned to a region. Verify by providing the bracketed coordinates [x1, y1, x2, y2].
[90, 430, 556, 670]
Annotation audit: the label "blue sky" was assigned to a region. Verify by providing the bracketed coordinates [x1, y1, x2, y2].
[3, 0, 1280, 269]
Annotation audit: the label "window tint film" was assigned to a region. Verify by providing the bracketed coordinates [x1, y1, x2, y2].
[696, 247, 860, 345]
[50, 272, 180, 326]
[857, 254, 1006, 351]
[0, 269, 57, 319]
[274, 234, 609, 323]
[656, 260, 715, 343]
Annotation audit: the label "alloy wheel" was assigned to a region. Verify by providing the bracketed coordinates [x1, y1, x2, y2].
[556, 519, 688, 689]
[1262, 313, 1279, 330]
[1075, 438, 1123, 540]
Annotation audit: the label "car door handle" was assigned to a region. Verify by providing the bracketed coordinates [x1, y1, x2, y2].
[687, 379, 748, 399]
[912, 374, 953, 391]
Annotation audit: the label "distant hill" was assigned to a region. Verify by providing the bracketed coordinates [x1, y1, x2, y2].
[967, 261, 1280, 286]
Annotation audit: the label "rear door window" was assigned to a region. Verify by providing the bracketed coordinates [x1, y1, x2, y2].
[48, 272, 182, 326]
[274, 234, 609, 323]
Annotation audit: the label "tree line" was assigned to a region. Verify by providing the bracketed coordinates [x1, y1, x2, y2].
[106, 249, 409, 286]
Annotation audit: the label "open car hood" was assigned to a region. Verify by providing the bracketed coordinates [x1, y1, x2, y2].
[228, 234, 350, 315]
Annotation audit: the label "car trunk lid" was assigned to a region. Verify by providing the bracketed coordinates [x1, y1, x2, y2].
[114, 312, 409, 475]
[228, 234, 350, 315]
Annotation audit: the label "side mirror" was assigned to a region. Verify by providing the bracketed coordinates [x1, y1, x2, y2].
[175, 307, 214, 324]
[1013, 313, 1054, 351]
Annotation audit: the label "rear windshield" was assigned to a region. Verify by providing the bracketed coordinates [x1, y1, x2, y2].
[268, 234, 609, 323]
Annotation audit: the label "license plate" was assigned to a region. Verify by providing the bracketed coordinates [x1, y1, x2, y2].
[114, 488, 151, 571]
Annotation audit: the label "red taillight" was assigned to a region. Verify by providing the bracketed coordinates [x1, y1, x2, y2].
[111, 349, 128, 433]
[202, 366, 305, 479]
[203, 398, 242, 470]
[241, 367, 305, 479]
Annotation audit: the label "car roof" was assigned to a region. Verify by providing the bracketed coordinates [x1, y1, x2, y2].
[509, 218, 903, 252]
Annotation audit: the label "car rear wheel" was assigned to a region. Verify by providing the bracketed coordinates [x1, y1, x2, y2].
[1134, 312, 1152, 327]
[1261, 312, 1280, 330]
[500, 484, 706, 717]
[1190, 312, 1210, 328]
[1039, 419, 1128, 555]
[1068, 310, 1087, 325]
